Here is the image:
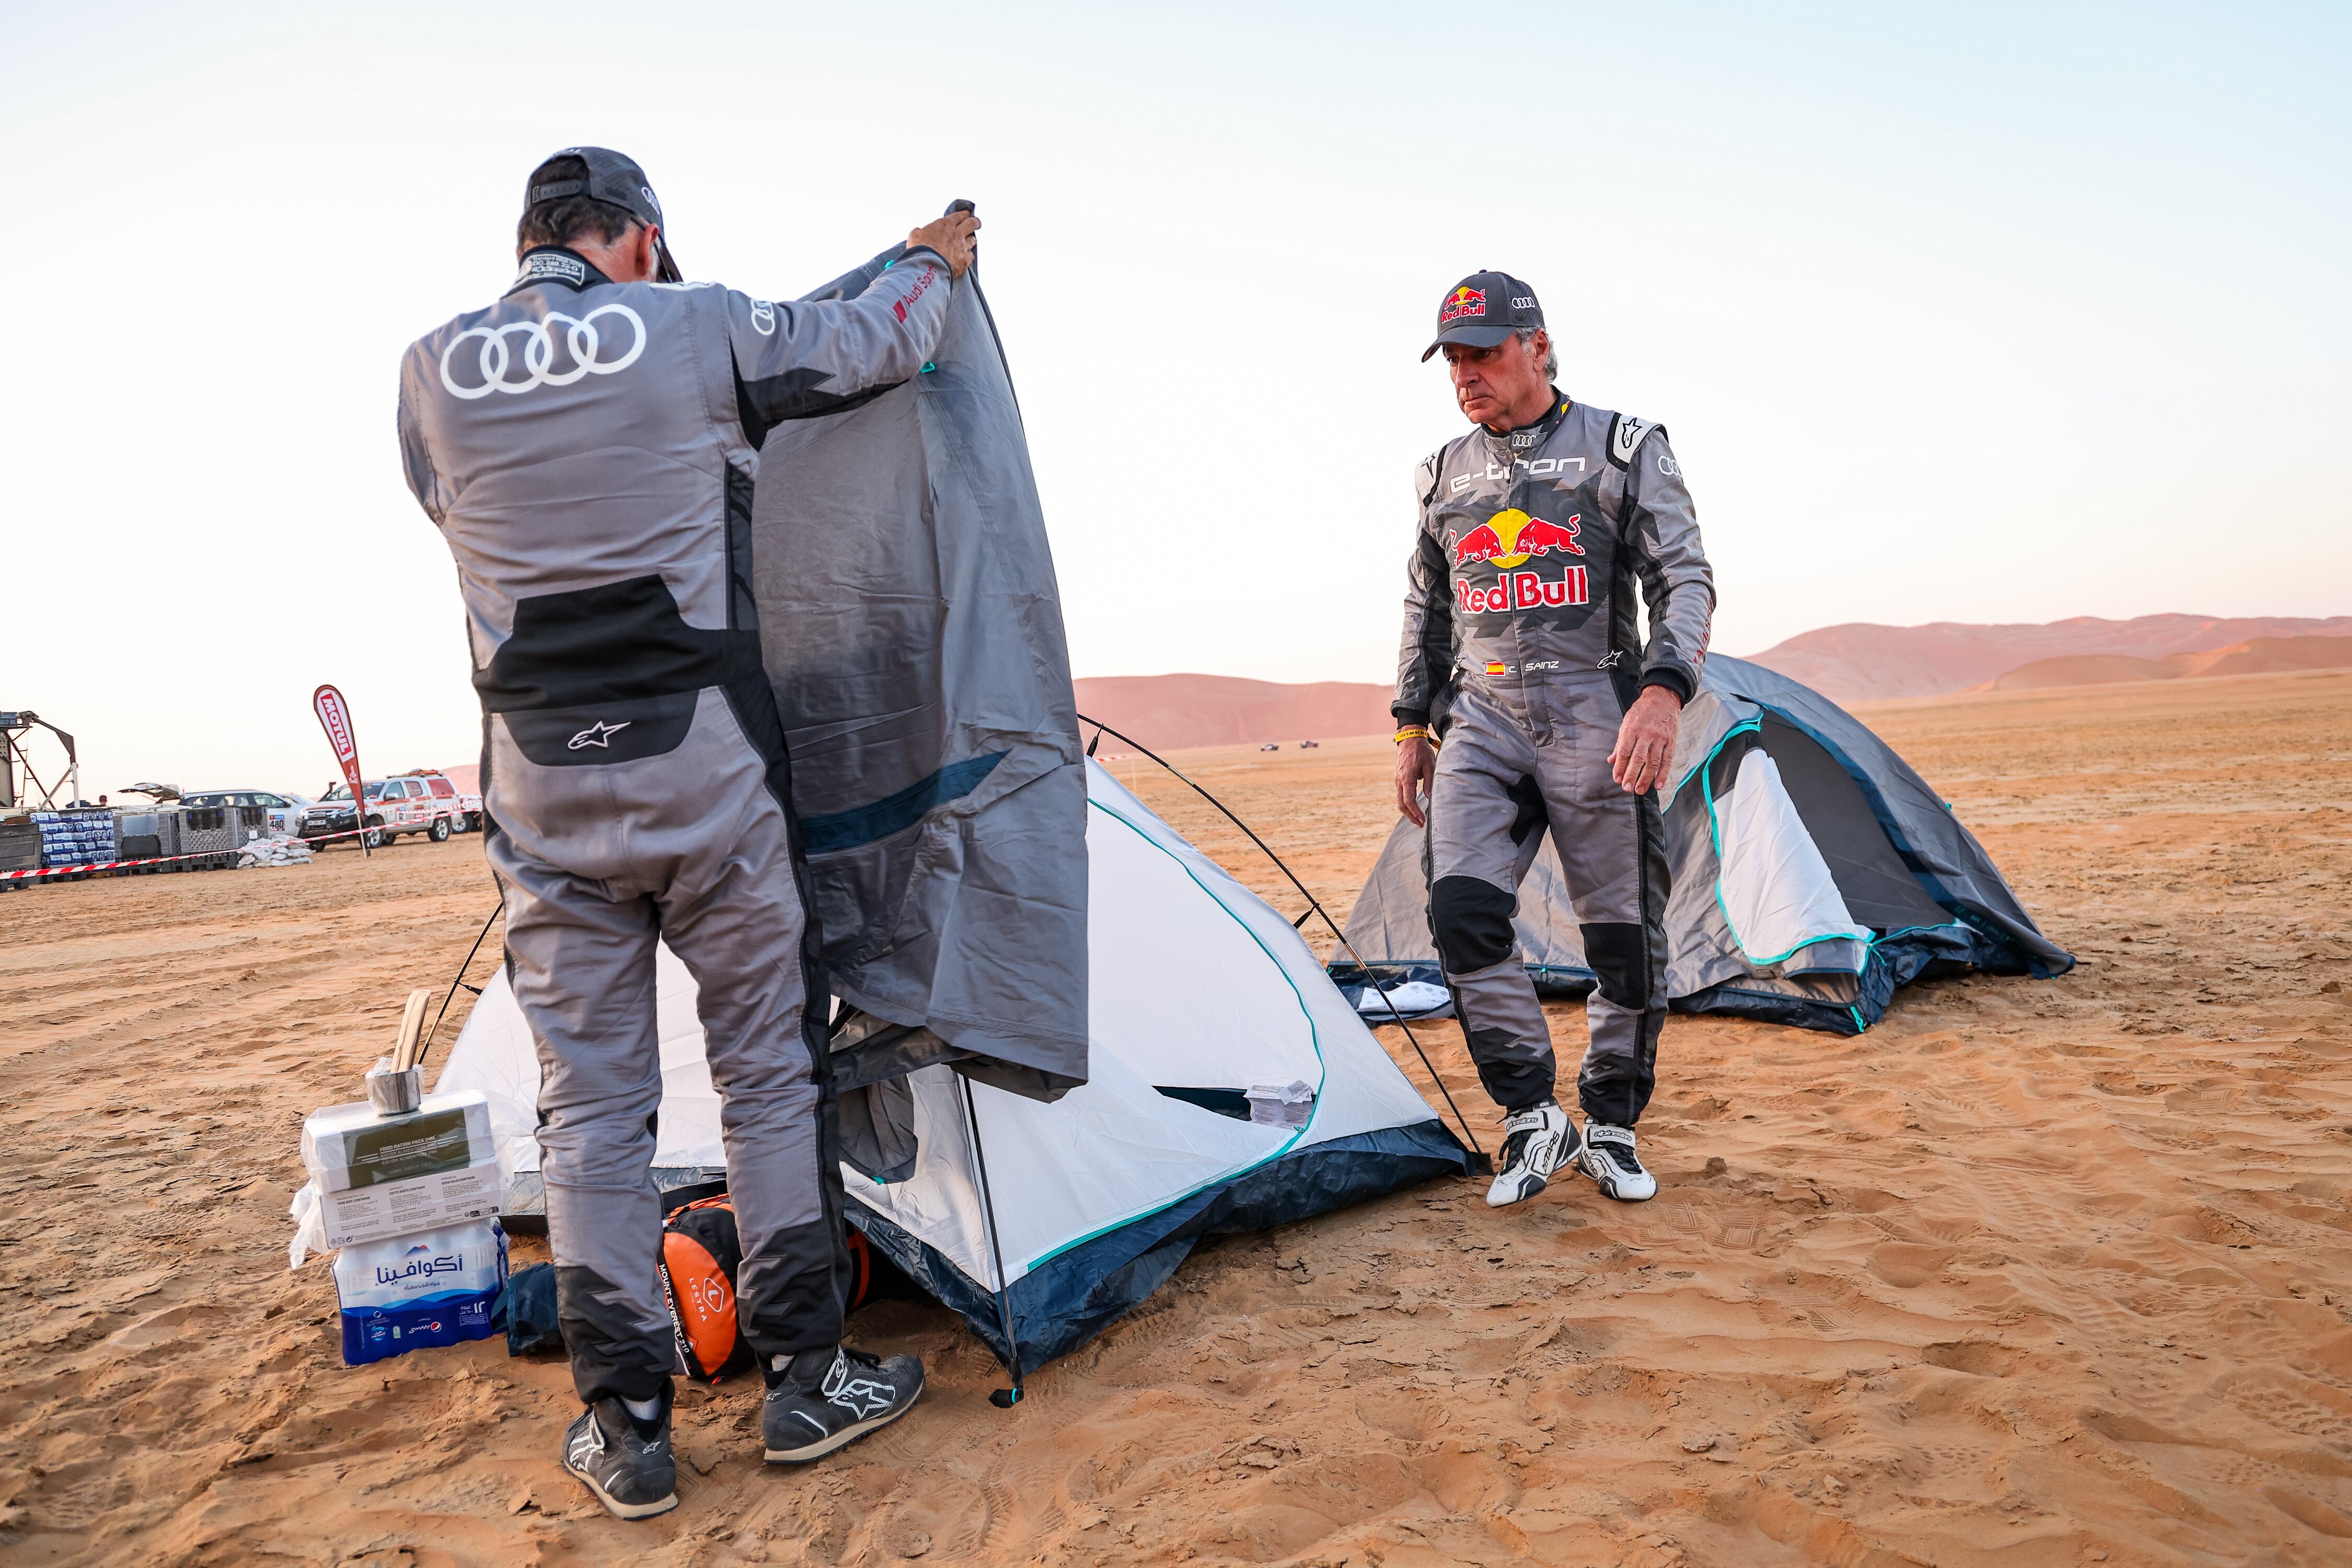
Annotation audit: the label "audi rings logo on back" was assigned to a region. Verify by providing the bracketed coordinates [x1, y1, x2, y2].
[438, 304, 648, 400]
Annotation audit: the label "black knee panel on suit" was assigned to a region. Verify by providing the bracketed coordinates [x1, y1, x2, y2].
[1431, 876, 1517, 974]
[1581, 921, 1657, 1010]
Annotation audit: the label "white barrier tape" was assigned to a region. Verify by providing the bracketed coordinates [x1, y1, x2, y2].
[2, 826, 376, 882]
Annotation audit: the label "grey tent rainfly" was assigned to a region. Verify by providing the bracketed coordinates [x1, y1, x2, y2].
[753, 232, 1092, 1113]
[1333, 654, 2073, 1033]
[439, 230, 1473, 1385]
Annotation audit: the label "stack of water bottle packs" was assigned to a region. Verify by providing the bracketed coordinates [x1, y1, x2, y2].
[289, 992, 510, 1366]
[33, 809, 115, 869]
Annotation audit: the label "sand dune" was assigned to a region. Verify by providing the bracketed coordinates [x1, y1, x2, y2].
[1987, 635, 2352, 690]
[1747, 613, 2352, 702]
[1073, 673, 1394, 751]
[5, 667, 2351, 1564]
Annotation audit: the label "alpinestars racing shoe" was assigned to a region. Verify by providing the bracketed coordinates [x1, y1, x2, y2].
[763, 1345, 925, 1463]
[559, 1397, 678, 1520]
[1485, 1101, 1579, 1207]
[1577, 1121, 1658, 1202]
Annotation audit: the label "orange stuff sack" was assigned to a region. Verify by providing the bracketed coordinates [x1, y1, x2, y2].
[656, 1195, 875, 1385]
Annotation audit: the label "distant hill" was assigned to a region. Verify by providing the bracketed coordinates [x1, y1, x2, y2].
[1073, 675, 1393, 751]
[1985, 635, 2352, 691]
[1746, 614, 2352, 702]
[437, 680, 1393, 782]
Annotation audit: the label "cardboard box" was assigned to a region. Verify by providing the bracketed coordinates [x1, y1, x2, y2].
[303, 1091, 496, 1193]
[316, 1155, 503, 1250]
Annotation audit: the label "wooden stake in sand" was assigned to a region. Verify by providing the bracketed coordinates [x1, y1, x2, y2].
[391, 987, 435, 1073]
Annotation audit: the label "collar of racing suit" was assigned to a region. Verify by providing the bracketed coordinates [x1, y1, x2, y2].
[504, 245, 615, 297]
[1481, 386, 1572, 460]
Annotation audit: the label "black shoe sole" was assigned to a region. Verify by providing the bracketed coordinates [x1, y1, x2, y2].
[561, 1458, 679, 1520]
[763, 1386, 921, 1463]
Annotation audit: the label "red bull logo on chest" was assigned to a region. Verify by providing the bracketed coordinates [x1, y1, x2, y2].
[1448, 508, 1589, 615]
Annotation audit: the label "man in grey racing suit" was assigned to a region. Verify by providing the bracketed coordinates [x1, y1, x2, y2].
[1392, 270, 1714, 1210]
[397, 147, 976, 1517]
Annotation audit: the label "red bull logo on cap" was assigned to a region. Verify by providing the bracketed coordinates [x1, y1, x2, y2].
[1438, 286, 1486, 324]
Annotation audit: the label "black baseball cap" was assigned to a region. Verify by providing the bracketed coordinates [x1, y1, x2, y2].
[1422, 270, 1543, 361]
[523, 146, 682, 283]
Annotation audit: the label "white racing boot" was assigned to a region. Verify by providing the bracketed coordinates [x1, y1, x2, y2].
[1576, 1121, 1657, 1202]
[1485, 1101, 1578, 1207]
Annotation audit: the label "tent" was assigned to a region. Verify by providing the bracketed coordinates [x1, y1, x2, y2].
[436, 757, 1470, 1373]
[750, 228, 1088, 1103]
[1332, 654, 2072, 1034]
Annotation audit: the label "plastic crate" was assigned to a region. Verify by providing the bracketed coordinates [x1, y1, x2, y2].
[177, 806, 239, 866]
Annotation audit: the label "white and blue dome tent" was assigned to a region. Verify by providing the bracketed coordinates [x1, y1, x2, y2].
[431, 220, 1478, 1391]
[436, 755, 1472, 1378]
[1333, 654, 2072, 1035]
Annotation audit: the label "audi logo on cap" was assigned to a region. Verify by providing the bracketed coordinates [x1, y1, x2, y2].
[438, 304, 648, 399]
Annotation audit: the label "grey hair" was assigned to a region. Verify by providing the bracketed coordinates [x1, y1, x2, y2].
[1515, 327, 1559, 379]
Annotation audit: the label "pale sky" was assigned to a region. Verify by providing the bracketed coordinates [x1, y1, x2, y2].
[3, 1, 2345, 799]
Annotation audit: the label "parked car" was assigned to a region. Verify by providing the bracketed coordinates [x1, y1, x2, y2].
[400, 769, 485, 833]
[180, 789, 316, 838]
[1259, 743, 1280, 752]
[299, 773, 469, 848]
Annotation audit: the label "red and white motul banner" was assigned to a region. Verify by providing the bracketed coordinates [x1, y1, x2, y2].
[312, 684, 370, 857]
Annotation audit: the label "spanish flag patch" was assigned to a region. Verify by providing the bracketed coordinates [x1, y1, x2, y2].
[1485, 661, 1508, 676]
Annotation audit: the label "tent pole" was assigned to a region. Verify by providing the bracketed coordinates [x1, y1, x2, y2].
[419, 900, 505, 1074]
[1076, 715, 1488, 1167]
[958, 1074, 1025, 1408]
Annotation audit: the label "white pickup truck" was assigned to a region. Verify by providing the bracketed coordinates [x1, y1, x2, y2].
[298, 772, 480, 848]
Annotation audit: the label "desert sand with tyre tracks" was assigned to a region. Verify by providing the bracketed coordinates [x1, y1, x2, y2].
[3, 668, 2350, 1565]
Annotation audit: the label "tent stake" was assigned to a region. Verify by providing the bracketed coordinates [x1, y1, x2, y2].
[1076, 715, 1488, 1168]
[959, 1074, 1025, 1407]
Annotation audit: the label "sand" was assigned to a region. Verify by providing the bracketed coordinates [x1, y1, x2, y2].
[4, 667, 2350, 1566]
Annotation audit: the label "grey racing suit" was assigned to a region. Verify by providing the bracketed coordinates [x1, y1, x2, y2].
[1394, 391, 1714, 1125]
[397, 242, 954, 1404]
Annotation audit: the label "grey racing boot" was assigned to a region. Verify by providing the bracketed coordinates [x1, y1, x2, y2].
[1485, 1101, 1579, 1207]
[559, 1396, 678, 1519]
[762, 1345, 925, 1463]
[1576, 1121, 1658, 1202]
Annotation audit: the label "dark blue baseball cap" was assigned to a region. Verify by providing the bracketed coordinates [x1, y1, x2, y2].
[1423, 270, 1543, 361]
[524, 146, 682, 283]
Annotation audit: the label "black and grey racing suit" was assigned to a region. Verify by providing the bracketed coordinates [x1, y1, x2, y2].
[397, 242, 954, 1406]
[1394, 392, 1714, 1125]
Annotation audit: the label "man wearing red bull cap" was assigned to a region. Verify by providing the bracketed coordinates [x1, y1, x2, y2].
[1391, 270, 1714, 1210]
[397, 147, 978, 1518]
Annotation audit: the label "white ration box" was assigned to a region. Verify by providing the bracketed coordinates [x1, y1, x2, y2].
[303, 1090, 495, 1195]
[316, 1155, 503, 1249]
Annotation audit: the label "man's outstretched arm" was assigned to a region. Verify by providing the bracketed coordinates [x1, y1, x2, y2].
[726, 211, 980, 441]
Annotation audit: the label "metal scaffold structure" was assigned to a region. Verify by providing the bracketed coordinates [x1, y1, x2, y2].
[1, 711, 80, 810]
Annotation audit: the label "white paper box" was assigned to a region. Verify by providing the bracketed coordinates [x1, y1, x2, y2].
[316, 1155, 503, 1249]
[303, 1091, 496, 1194]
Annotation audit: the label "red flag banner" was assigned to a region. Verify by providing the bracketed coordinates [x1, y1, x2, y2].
[312, 685, 366, 816]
